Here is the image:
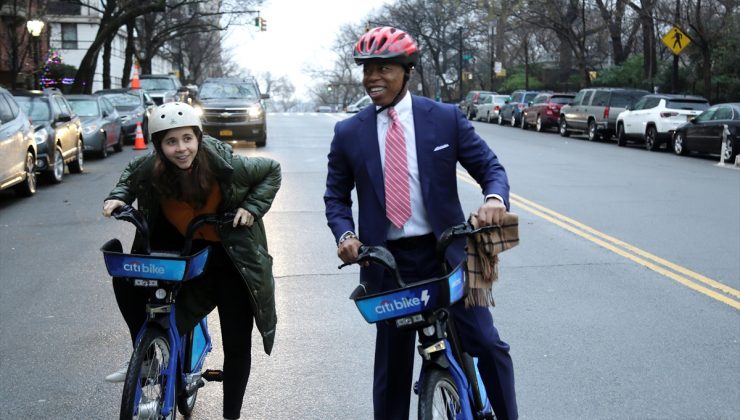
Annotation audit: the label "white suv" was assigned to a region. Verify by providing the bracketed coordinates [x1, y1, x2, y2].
[616, 94, 709, 151]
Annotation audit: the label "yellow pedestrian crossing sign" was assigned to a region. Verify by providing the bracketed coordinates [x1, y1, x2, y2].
[662, 26, 690, 55]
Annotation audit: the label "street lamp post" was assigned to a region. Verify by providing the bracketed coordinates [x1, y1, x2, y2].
[26, 19, 44, 89]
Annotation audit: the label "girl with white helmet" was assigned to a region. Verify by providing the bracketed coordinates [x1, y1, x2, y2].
[102, 101, 281, 419]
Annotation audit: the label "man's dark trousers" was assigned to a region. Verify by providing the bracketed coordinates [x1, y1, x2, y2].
[372, 237, 518, 420]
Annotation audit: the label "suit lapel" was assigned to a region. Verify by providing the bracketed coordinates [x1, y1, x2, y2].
[412, 96, 435, 201]
[358, 108, 385, 206]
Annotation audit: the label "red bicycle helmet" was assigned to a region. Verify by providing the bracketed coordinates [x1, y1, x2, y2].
[354, 27, 419, 67]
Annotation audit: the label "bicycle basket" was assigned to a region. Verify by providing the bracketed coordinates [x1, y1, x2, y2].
[101, 239, 210, 282]
[354, 263, 466, 323]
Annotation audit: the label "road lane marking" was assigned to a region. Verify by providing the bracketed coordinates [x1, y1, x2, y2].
[456, 170, 740, 310]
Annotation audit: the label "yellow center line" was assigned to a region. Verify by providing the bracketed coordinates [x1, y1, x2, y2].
[457, 170, 740, 310]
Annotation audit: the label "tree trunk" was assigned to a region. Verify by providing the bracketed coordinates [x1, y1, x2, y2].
[102, 34, 113, 89]
[121, 21, 135, 88]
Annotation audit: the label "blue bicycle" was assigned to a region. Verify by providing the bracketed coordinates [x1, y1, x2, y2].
[340, 222, 498, 420]
[101, 205, 232, 419]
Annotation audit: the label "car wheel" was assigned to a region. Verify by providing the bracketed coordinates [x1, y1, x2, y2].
[113, 130, 124, 152]
[520, 114, 528, 129]
[14, 151, 37, 197]
[645, 126, 659, 151]
[47, 146, 64, 183]
[497, 114, 503, 125]
[256, 132, 267, 147]
[617, 123, 627, 147]
[536, 116, 544, 132]
[510, 113, 517, 127]
[723, 134, 737, 163]
[673, 132, 687, 155]
[99, 133, 109, 158]
[587, 119, 600, 141]
[466, 108, 473, 120]
[559, 118, 570, 137]
[487, 112, 492, 123]
[69, 138, 84, 173]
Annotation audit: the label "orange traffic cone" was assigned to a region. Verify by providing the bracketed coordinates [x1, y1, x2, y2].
[133, 122, 147, 150]
[131, 65, 140, 89]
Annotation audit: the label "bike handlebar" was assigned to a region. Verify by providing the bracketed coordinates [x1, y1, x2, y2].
[338, 220, 504, 290]
[111, 204, 236, 256]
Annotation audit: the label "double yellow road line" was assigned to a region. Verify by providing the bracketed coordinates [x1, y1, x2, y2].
[457, 171, 740, 310]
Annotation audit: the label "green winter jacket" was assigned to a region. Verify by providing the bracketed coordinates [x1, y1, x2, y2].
[106, 135, 281, 354]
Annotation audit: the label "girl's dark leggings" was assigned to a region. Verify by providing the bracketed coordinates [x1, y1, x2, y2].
[112, 243, 254, 419]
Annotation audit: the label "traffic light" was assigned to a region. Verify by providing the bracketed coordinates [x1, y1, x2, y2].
[254, 17, 260, 28]
[260, 17, 266, 32]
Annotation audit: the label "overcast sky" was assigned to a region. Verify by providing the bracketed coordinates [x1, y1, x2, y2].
[224, 0, 392, 101]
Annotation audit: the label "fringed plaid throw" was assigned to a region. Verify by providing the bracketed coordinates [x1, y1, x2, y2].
[465, 212, 520, 307]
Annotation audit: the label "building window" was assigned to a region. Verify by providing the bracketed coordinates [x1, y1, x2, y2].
[48, 1, 82, 15]
[62, 23, 77, 49]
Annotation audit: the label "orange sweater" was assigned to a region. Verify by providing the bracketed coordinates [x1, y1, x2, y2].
[160, 183, 222, 242]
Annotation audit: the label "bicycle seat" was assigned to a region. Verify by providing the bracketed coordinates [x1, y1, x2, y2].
[353, 263, 466, 324]
[101, 239, 211, 282]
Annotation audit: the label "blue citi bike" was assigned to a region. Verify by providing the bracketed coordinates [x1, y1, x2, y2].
[101, 205, 234, 419]
[339, 222, 499, 420]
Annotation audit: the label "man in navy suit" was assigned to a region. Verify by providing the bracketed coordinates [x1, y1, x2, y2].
[324, 27, 518, 420]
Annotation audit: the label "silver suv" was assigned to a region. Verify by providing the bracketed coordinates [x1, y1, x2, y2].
[0, 88, 36, 197]
[559, 88, 648, 141]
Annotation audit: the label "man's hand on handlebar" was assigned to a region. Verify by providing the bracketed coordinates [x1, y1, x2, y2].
[233, 208, 254, 228]
[103, 199, 126, 217]
[338, 238, 367, 266]
[476, 197, 507, 226]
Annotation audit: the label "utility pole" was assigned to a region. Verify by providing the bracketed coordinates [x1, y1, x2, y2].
[672, 0, 680, 93]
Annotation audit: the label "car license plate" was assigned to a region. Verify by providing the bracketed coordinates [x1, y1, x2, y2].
[219, 130, 233, 136]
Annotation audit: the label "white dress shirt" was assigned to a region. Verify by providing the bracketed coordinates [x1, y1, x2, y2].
[376, 92, 434, 240]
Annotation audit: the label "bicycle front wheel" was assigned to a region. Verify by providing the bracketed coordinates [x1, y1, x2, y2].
[418, 368, 464, 419]
[120, 327, 173, 420]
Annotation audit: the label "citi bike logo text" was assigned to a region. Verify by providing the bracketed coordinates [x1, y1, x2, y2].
[375, 290, 430, 314]
[123, 261, 166, 275]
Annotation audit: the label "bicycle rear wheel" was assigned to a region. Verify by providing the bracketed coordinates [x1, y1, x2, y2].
[120, 327, 174, 420]
[418, 368, 464, 419]
[176, 377, 198, 416]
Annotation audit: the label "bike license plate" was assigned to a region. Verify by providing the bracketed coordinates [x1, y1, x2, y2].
[219, 129, 233, 136]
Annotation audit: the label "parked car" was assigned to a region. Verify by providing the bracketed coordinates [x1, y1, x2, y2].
[475, 94, 509, 123]
[95, 88, 156, 144]
[559, 87, 649, 141]
[0, 87, 37, 197]
[520, 92, 576, 132]
[13, 88, 84, 183]
[66, 94, 123, 158]
[616, 94, 709, 151]
[195, 77, 269, 147]
[316, 106, 332, 113]
[459, 90, 495, 120]
[347, 95, 372, 113]
[672, 103, 740, 162]
[138, 74, 182, 105]
[498, 90, 539, 126]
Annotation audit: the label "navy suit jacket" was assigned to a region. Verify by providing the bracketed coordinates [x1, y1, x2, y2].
[325, 95, 509, 284]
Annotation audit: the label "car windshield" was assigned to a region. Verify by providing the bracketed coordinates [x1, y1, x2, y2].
[493, 96, 508, 104]
[666, 100, 709, 111]
[140, 78, 177, 91]
[67, 99, 99, 117]
[199, 82, 258, 100]
[523, 93, 538, 102]
[100, 92, 141, 109]
[611, 91, 647, 108]
[550, 96, 574, 104]
[15, 97, 51, 122]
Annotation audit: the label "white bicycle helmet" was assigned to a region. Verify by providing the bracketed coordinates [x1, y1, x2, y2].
[148, 101, 202, 136]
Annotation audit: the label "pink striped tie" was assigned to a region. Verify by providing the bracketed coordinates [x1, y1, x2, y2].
[384, 107, 411, 228]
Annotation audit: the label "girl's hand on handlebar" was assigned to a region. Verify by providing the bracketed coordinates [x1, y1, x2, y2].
[103, 199, 126, 217]
[476, 197, 506, 226]
[338, 238, 367, 266]
[233, 208, 254, 227]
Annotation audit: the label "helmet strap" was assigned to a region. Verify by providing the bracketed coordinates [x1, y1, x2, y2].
[376, 68, 411, 114]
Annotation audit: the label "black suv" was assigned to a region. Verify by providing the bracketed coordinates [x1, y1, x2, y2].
[13, 88, 84, 183]
[195, 77, 270, 147]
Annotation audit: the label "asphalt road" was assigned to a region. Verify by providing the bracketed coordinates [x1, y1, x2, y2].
[0, 111, 738, 419]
